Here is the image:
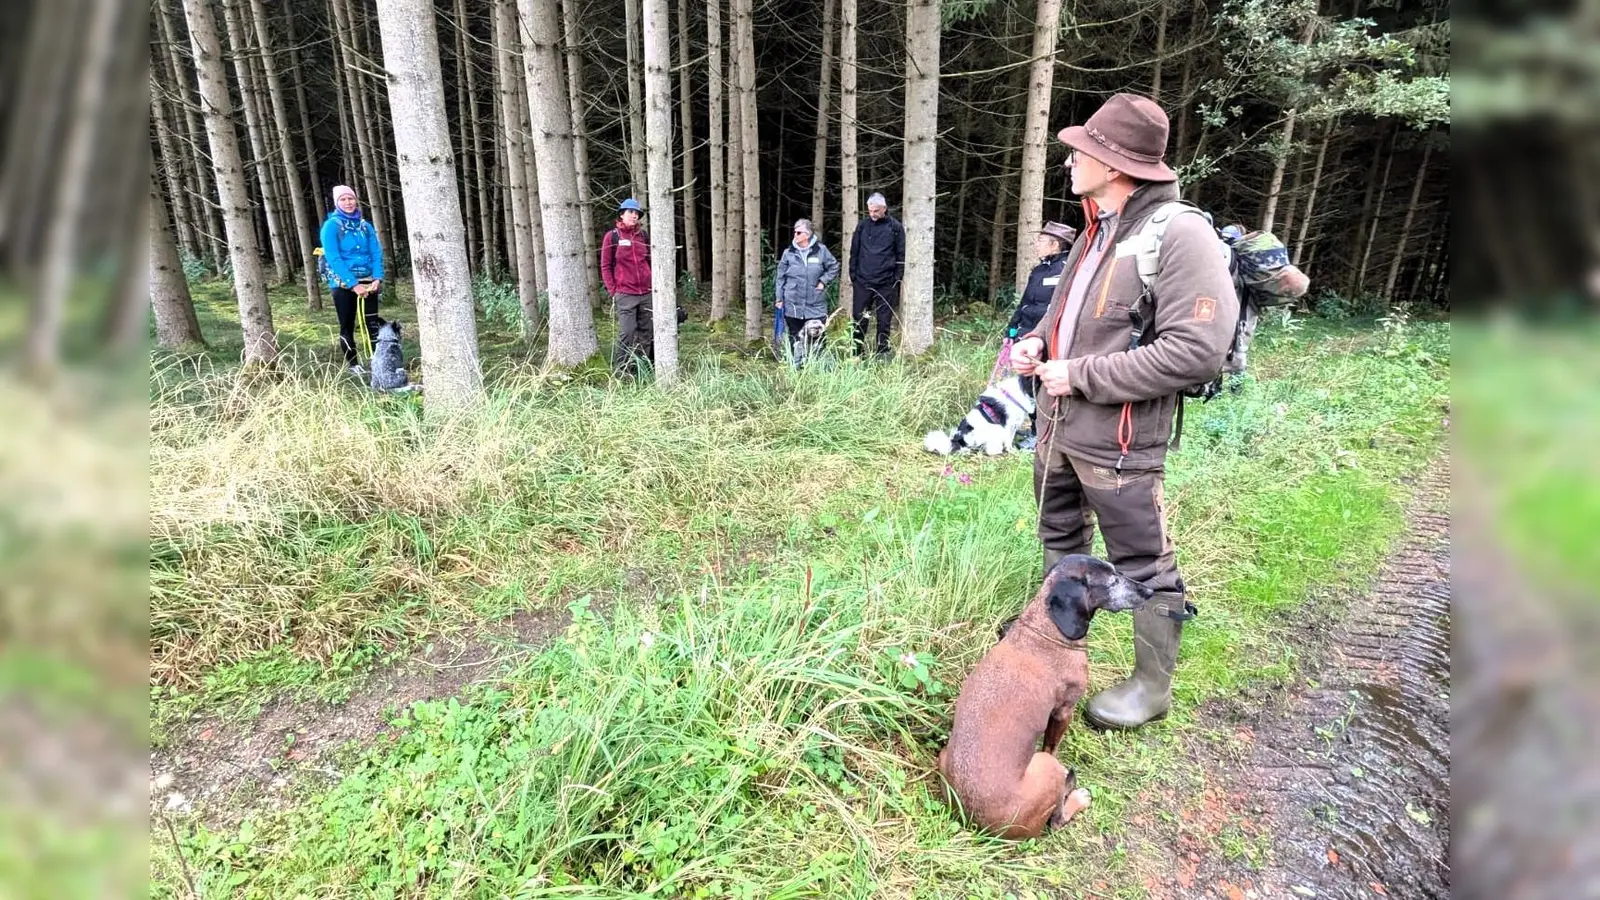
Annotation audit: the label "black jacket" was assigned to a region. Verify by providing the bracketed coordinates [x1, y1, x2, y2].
[849, 215, 905, 288]
[1007, 251, 1069, 337]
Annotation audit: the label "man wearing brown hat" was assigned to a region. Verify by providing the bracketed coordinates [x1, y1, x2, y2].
[1010, 93, 1239, 730]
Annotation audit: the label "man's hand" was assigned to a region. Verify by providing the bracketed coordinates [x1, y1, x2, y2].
[1010, 336, 1045, 375]
[369, 279, 381, 293]
[1037, 359, 1072, 397]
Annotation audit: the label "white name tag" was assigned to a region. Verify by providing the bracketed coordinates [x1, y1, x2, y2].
[1042, 276, 1061, 286]
[618, 239, 632, 247]
[807, 256, 819, 264]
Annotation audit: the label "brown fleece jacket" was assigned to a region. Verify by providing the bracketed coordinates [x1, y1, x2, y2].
[1025, 181, 1238, 470]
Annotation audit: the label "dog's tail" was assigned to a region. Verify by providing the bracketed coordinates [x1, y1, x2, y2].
[924, 430, 956, 455]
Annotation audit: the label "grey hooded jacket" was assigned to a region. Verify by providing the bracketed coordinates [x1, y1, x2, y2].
[775, 238, 840, 321]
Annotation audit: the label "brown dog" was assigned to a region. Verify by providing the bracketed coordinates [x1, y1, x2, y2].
[937, 555, 1152, 839]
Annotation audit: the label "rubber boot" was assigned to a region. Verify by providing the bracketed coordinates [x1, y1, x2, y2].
[1083, 591, 1189, 730]
[998, 548, 1070, 640]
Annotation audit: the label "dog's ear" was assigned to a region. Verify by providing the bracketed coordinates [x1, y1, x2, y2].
[1045, 575, 1092, 641]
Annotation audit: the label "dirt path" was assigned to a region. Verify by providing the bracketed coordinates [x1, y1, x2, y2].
[1152, 461, 1450, 899]
[148, 607, 570, 829]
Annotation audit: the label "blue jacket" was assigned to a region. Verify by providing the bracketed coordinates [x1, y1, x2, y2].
[319, 212, 385, 290]
[775, 239, 840, 320]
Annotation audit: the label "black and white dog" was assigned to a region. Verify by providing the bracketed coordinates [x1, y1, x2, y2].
[369, 321, 417, 393]
[924, 375, 1036, 456]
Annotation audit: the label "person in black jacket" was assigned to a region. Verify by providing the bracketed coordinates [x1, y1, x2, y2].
[1009, 221, 1077, 446]
[848, 192, 906, 358]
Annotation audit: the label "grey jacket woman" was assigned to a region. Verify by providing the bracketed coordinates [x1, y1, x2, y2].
[775, 236, 840, 321]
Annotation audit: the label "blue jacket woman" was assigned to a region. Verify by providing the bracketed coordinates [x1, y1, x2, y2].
[775, 219, 840, 365]
[320, 185, 386, 371]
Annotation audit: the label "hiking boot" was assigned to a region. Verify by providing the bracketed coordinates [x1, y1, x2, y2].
[998, 548, 1072, 639]
[1083, 591, 1192, 730]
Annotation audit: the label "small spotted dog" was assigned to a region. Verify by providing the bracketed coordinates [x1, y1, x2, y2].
[924, 375, 1036, 456]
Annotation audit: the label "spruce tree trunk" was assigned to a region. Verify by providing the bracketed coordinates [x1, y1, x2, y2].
[899, 0, 940, 356]
[1151, 0, 1168, 101]
[521, 0, 601, 366]
[707, 0, 729, 321]
[330, 0, 392, 274]
[678, 0, 702, 285]
[1293, 118, 1333, 262]
[150, 76, 200, 259]
[151, 163, 206, 349]
[463, 1, 493, 274]
[493, 0, 540, 340]
[645, 0, 681, 382]
[810, 0, 837, 230]
[30, 0, 121, 377]
[625, 0, 648, 200]
[221, 0, 290, 284]
[182, 0, 278, 366]
[735, 0, 762, 342]
[515, 60, 550, 298]
[562, 0, 602, 308]
[249, 0, 320, 311]
[1356, 134, 1397, 297]
[723, 43, 744, 323]
[374, 0, 485, 415]
[157, 0, 227, 267]
[1383, 143, 1432, 300]
[838, 0, 858, 304]
[453, 0, 479, 271]
[282, 7, 323, 218]
[1014, 0, 1062, 295]
[989, 143, 1016, 303]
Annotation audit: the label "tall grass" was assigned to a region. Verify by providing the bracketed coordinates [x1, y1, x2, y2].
[149, 299, 1448, 898]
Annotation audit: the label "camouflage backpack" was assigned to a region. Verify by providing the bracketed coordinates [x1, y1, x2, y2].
[1126, 201, 1311, 402]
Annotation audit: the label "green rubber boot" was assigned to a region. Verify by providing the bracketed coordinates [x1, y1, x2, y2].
[1083, 591, 1193, 730]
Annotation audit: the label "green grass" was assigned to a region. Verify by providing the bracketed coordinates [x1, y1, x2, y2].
[148, 281, 1448, 898]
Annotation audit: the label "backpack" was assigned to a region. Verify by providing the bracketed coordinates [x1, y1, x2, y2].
[1126, 201, 1310, 402]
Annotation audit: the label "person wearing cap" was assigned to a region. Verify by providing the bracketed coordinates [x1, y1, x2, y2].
[1009, 93, 1239, 731]
[848, 192, 906, 358]
[600, 198, 654, 372]
[320, 185, 386, 374]
[1007, 221, 1077, 446]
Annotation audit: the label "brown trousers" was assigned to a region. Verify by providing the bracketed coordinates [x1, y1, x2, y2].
[1033, 443, 1185, 595]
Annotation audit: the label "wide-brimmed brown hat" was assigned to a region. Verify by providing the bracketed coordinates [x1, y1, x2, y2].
[1057, 93, 1177, 183]
[1038, 221, 1078, 245]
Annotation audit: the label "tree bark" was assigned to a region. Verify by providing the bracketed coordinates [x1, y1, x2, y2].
[329, 0, 358, 183]
[721, 36, 744, 322]
[900, 0, 940, 356]
[521, 0, 601, 366]
[249, 0, 320, 311]
[1356, 133, 1397, 297]
[562, 0, 602, 308]
[150, 74, 200, 259]
[1014, 0, 1063, 295]
[221, 0, 290, 283]
[735, 0, 762, 342]
[514, 52, 550, 299]
[330, 0, 392, 274]
[678, 0, 702, 285]
[1259, 107, 1298, 233]
[707, 0, 729, 321]
[1293, 118, 1333, 262]
[282, 6, 323, 218]
[810, 0, 837, 230]
[645, 0, 681, 382]
[157, 0, 227, 268]
[838, 0, 858, 305]
[625, 0, 648, 201]
[1152, 0, 1168, 102]
[453, 0, 479, 271]
[374, 0, 484, 414]
[494, 0, 540, 339]
[1383, 142, 1431, 300]
[29, 0, 120, 376]
[182, 0, 278, 366]
[988, 143, 1017, 303]
[151, 163, 206, 348]
[462, 0, 493, 274]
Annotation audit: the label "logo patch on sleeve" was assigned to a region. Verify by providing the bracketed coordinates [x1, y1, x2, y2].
[1194, 296, 1217, 322]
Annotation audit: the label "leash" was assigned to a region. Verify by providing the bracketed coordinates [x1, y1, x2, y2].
[988, 337, 1014, 386]
[356, 288, 374, 361]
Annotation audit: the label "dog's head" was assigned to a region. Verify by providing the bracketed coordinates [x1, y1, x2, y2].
[1042, 554, 1153, 640]
[377, 321, 403, 344]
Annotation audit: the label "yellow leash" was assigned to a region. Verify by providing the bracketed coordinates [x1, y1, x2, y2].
[356, 287, 374, 361]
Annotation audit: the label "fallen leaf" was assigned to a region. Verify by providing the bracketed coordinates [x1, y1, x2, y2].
[1217, 880, 1244, 900]
[1405, 802, 1433, 826]
[1370, 882, 1388, 895]
[1327, 848, 1340, 866]
[198, 728, 214, 740]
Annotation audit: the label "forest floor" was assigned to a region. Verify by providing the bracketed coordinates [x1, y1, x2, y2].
[147, 279, 1450, 898]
